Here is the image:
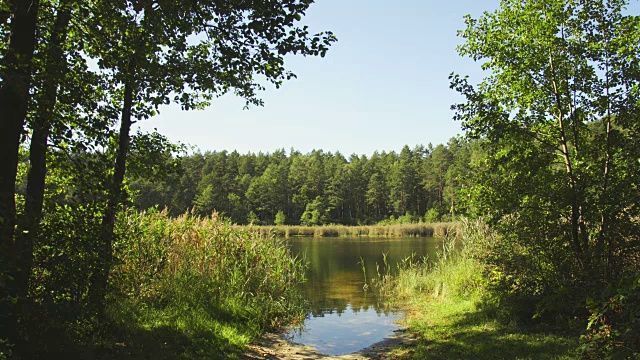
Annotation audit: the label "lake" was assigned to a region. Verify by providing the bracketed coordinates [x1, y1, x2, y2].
[285, 236, 440, 356]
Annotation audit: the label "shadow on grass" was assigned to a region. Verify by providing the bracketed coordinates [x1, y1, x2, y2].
[95, 322, 247, 360]
[406, 306, 577, 360]
[20, 302, 258, 360]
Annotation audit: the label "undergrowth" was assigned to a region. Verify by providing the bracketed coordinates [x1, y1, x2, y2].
[102, 209, 307, 359]
[22, 209, 306, 359]
[373, 218, 578, 359]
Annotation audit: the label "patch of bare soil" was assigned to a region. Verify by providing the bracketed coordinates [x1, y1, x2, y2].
[242, 328, 415, 360]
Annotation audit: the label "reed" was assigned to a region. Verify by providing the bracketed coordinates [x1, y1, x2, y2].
[236, 222, 458, 239]
[108, 209, 306, 358]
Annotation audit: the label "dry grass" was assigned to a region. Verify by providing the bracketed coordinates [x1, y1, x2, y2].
[235, 222, 457, 239]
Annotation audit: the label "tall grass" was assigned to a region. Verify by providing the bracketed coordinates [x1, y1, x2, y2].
[371, 219, 577, 359]
[105, 209, 306, 359]
[387, 218, 493, 301]
[238, 222, 456, 239]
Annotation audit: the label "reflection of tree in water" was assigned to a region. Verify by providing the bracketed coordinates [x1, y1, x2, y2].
[289, 237, 437, 316]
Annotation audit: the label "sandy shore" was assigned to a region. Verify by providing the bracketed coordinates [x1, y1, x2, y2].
[242, 328, 415, 360]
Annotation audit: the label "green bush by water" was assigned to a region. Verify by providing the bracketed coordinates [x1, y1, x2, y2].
[21, 208, 306, 359]
[376, 219, 577, 359]
[104, 209, 306, 359]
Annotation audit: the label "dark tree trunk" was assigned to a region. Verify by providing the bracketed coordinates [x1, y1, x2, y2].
[0, 0, 40, 346]
[15, 0, 73, 328]
[89, 77, 135, 313]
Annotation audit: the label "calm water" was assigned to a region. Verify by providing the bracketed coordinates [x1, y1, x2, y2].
[286, 236, 440, 356]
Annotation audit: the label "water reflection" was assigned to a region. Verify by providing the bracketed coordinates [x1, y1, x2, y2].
[287, 304, 402, 356]
[286, 237, 439, 355]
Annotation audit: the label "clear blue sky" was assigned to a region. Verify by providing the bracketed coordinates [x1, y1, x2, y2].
[137, 1, 501, 156]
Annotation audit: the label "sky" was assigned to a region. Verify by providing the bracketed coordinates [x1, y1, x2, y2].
[137, 0, 503, 156]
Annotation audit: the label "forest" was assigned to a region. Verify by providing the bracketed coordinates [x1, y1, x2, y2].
[2, 0, 640, 359]
[128, 139, 480, 226]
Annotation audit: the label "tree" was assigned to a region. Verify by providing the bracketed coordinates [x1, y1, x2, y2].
[275, 210, 286, 225]
[424, 144, 451, 210]
[389, 145, 419, 216]
[452, 0, 640, 316]
[0, 0, 41, 346]
[366, 153, 389, 221]
[83, 0, 335, 309]
[300, 196, 331, 226]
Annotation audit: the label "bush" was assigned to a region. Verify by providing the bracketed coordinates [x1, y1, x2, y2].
[424, 207, 441, 223]
[579, 276, 640, 359]
[274, 210, 286, 226]
[373, 218, 492, 302]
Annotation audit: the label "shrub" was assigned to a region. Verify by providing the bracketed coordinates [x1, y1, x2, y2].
[274, 210, 286, 225]
[579, 276, 640, 359]
[424, 207, 441, 223]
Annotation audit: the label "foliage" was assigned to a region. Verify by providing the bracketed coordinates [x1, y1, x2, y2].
[424, 207, 442, 223]
[299, 196, 331, 226]
[377, 219, 577, 359]
[274, 210, 286, 226]
[2, 0, 336, 356]
[578, 276, 640, 359]
[247, 210, 261, 225]
[450, 0, 640, 356]
[22, 208, 306, 358]
[110, 209, 306, 331]
[131, 141, 479, 226]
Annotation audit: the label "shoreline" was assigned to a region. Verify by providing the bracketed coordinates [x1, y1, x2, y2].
[242, 326, 416, 360]
[236, 222, 458, 239]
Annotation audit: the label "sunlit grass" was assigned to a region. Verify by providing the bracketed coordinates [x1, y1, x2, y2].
[238, 222, 457, 239]
[378, 219, 578, 359]
[97, 209, 307, 359]
[397, 294, 576, 359]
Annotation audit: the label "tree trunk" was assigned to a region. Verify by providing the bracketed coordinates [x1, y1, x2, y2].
[89, 76, 135, 313]
[0, 0, 40, 346]
[547, 45, 583, 258]
[15, 0, 72, 327]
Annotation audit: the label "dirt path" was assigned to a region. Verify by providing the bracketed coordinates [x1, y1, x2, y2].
[242, 328, 415, 360]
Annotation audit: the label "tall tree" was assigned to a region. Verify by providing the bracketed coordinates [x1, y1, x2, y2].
[14, 1, 81, 338]
[451, 0, 640, 298]
[84, 0, 335, 309]
[0, 0, 41, 346]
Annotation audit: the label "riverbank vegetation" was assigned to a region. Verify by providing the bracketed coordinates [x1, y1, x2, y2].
[375, 219, 578, 359]
[379, 1, 640, 358]
[3, 0, 640, 358]
[239, 222, 456, 238]
[27, 209, 305, 359]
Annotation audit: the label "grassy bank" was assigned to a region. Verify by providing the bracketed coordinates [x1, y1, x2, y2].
[376, 219, 578, 359]
[237, 222, 457, 239]
[26, 210, 306, 359]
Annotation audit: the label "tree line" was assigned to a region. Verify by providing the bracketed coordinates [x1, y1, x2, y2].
[129, 138, 482, 226]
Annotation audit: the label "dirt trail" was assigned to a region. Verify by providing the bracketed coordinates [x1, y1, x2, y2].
[242, 328, 415, 360]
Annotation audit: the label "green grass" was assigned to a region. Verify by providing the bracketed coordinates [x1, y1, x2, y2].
[378, 219, 578, 359]
[397, 294, 577, 359]
[100, 294, 262, 359]
[111, 210, 306, 358]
